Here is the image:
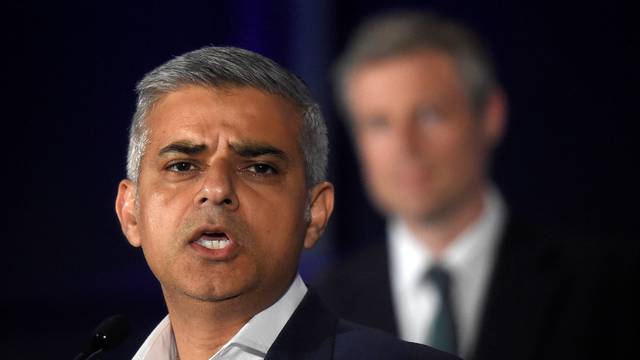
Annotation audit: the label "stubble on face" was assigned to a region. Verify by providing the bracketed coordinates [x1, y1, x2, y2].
[131, 86, 310, 308]
[157, 206, 255, 302]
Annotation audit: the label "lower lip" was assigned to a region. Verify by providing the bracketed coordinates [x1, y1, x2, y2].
[189, 239, 239, 260]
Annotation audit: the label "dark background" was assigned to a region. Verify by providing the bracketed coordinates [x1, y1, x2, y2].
[3, 1, 636, 358]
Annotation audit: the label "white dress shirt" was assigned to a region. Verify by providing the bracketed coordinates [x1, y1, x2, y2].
[132, 274, 308, 360]
[388, 188, 506, 357]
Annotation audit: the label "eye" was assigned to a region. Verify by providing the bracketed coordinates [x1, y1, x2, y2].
[166, 161, 198, 172]
[361, 116, 389, 131]
[246, 163, 277, 175]
[416, 107, 443, 126]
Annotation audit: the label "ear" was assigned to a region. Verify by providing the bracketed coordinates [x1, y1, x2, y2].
[302, 181, 335, 249]
[481, 87, 508, 148]
[115, 179, 142, 247]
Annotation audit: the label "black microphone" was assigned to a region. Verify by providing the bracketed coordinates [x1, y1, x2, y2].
[73, 314, 130, 360]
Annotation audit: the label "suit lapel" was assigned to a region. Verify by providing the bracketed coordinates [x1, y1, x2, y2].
[471, 218, 569, 360]
[315, 232, 398, 336]
[265, 290, 338, 360]
[344, 239, 398, 335]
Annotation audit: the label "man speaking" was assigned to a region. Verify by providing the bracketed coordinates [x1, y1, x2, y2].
[114, 46, 456, 359]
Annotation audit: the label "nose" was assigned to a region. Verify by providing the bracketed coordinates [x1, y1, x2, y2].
[395, 117, 422, 157]
[194, 160, 239, 211]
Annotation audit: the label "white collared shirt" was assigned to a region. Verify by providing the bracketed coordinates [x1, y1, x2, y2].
[388, 188, 506, 357]
[132, 274, 308, 360]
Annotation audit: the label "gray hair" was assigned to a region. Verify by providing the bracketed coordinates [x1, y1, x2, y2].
[335, 10, 497, 116]
[127, 46, 328, 188]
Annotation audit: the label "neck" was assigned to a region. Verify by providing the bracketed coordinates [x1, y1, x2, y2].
[405, 186, 486, 259]
[163, 290, 262, 360]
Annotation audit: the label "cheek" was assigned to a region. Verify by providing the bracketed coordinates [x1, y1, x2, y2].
[244, 190, 306, 237]
[357, 134, 396, 179]
[241, 186, 307, 250]
[137, 189, 193, 262]
[142, 193, 184, 235]
[144, 180, 198, 223]
[429, 124, 486, 181]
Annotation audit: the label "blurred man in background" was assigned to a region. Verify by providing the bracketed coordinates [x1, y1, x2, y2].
[317, 10, 628, 359]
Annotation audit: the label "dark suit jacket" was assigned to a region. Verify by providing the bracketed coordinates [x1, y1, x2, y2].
[265, 289, 459, 360]
[316, 217, 635, 360]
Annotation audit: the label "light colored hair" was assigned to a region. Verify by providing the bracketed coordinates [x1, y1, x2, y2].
[127, 46, 328, 188]
[335, 10, 497, 116]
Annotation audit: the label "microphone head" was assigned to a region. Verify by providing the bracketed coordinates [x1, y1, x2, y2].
[89, 314, 131, 352]
[74, 314, 130, 360]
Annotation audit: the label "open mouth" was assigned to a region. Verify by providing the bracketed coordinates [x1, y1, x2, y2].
[194, 232, 232, 250]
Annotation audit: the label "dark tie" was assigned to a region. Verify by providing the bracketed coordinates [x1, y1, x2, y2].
[426, 265, 458, 355]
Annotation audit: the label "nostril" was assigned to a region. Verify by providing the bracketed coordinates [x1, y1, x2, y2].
[195, 194, 235, 207]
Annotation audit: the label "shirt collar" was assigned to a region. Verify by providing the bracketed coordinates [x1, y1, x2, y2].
[389, 187, 506, 289]
[218, 274, 308, 356]
[389, 215, 431, 290]
[442, 187, 505, 274]
[132, 274, 308, 360]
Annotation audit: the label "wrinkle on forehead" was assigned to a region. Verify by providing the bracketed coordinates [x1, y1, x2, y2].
[145, 86, 304, 164]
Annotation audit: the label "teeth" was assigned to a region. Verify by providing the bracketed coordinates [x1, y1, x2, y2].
[196, 239, 231, 250]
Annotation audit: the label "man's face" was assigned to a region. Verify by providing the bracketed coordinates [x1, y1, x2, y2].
[116, 86, 332, 306]
[345, 50, 503, 224]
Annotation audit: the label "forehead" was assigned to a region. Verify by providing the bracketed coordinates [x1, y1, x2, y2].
[145, 85, 303, 154]
[347, 50, 467, 105]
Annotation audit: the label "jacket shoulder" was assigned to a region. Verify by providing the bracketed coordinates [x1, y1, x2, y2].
[333, 320, 460, 360]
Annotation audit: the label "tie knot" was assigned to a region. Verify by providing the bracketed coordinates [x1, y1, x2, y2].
[426, 265, 451, 290]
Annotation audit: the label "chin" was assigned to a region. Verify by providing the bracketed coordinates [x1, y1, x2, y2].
[187, 291, 243, 303]
[383, 194, 433, 214]
[170, 272, 256, 303]
[394, 202, 441, 222]
[179, 283, 248, 303]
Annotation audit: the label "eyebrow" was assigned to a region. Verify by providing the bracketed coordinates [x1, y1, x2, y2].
[230, 141, 289, 161]
[158, 142, 208, 156]
[157, 140, 289, 161]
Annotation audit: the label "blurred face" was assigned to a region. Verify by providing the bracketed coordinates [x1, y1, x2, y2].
[115, 86, 333, 306]
[345, 50, 502, 224]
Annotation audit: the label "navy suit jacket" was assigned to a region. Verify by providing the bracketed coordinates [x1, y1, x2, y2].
[265, 289, 459, 360]
[316, 217, 636, 359]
